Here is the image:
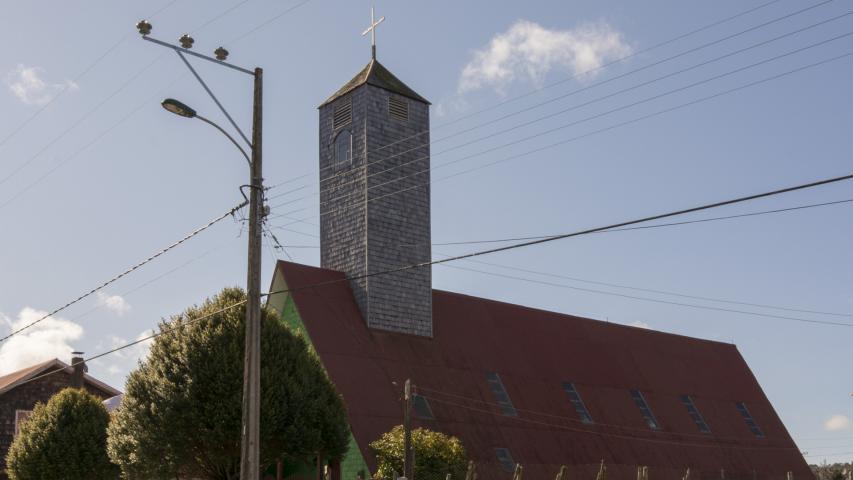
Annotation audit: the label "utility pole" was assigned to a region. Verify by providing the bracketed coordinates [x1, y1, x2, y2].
[240, 66, 264, 480]
[135, 22, 266, 479]
[403, 378, 413, 480]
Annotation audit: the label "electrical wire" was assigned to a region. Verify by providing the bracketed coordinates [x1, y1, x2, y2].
[267, 196, 853, 319]
[0, 0, 179, 152]
[0, 201, 247, 343]
[418, 393, 797, 451]
[318, 2, 848, 187]
[426, 197, 853, 248]
[432, 0, 790, 131]
[227, 0, 318, 45]
[436, 262, 853, 327]
[415, 385, 789, 444]
[297, 49, 853, 222]
[319, 28, 853, 212]
[271, 29, 853, 223]
[263, 171, 853, 328]
[8, 298, 248, 391]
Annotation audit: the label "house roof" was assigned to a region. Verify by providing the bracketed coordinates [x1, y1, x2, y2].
[319, 59, 430, 108]
[0, 358, 121, 397]
[270, 261, 810, 480]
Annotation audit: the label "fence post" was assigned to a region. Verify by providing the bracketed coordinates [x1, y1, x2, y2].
[555, 465, 568, 480]
[596, 460, 608, 480]
[464, 461, 476, 480]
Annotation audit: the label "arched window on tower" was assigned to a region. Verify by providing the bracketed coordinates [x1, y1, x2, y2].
[334, 129, 352, 170]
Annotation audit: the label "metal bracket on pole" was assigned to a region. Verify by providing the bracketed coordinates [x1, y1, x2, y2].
[176, 51, 252, 148]
[143, 35, 254, 75]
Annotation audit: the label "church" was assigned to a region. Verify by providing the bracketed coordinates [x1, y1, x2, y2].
[266, 26, 810, 480]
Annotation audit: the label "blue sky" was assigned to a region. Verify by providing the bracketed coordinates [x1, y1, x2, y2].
[1, 0, 852, 464]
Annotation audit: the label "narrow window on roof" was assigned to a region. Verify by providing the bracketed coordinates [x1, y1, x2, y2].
[562, 382, 593, 424]
[485, 372, 517, 416]
[388, 96, 408, 121]
[333, 130, 352, 170]
[412, 394, 434, 420]
[680, 395, 711, 433]
[735, 402, 764, 438]
[494, 448, 515, 473]
[630, 389, 661, 430]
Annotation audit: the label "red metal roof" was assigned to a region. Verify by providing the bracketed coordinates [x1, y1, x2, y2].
[273, 261, 810, 480]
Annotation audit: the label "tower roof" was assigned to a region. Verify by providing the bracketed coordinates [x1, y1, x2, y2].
[320, 59, 430, 107]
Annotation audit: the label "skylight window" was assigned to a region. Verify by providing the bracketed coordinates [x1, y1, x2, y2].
[485, 372, 517, 416]
[680, 395, 711, 433]
[736, 402, 764, 438]
[562, 382, 593, 424]
[630, 389, 660, 430]
[494, 448, 515, 472]
[412, 394, 434, 420]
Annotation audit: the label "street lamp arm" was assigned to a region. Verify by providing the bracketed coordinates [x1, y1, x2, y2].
[196, 114, 252, 165]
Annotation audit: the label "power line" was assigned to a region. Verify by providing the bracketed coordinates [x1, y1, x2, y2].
[315, 0, 835, 184]
[0, 52, 169, 190]
[0, 0, 179, 152]
[0, 201, 247, 343]
[418, 393, 798, 451]
[9, 298, 248, 392]
[415, 385, 794, 444]
[267, 196, 853, 318]
[437, 262, 853, 327]
[300, 49, 853, 222]
[264, 171, 853, 326]
[0, 0, 284, 200]
[227, 0, 318, 45]
[69, 238, 239, 323]
[319, 27, 853, 211]
[432, 0, 790, 131]
[426, 197, 853, 247]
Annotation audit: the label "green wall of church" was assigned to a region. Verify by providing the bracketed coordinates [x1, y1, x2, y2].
[279, 294, 371, 479]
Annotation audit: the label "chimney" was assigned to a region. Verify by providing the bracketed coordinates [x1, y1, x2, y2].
[70, 351, 86, 389]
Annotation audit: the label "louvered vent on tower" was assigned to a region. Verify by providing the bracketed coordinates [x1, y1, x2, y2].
[333, 100, 352, 129]
[388, 96, 408, 121]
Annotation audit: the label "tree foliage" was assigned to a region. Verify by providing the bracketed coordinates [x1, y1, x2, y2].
[370, 425, 467, 480]
[107, 287, 349, 480]
[6, 388, 118, 480]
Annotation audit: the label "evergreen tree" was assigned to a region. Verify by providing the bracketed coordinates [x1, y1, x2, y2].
[6, 388, 118, 480]
[107, 287, 349, 480]
[370, 425, 467, 480]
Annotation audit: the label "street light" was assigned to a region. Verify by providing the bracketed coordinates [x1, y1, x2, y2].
[161, 98, 196, 118]
[141, 22, 265, 480]
[161, 98, 251, 165]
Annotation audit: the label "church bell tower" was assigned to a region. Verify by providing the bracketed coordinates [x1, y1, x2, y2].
[317, 14, 432, 337]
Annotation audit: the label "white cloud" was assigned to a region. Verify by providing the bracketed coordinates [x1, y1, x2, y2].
[0, 308, 84, 375]
[824, 415, 851, 431]
[459, 20, 631, 95]
[96, 292, 131, 316]
[5, 64, 78, 106]
[630, 320, 651, 329]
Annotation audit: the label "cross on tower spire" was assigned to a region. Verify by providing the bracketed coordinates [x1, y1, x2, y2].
[361, 6, 385, 60]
